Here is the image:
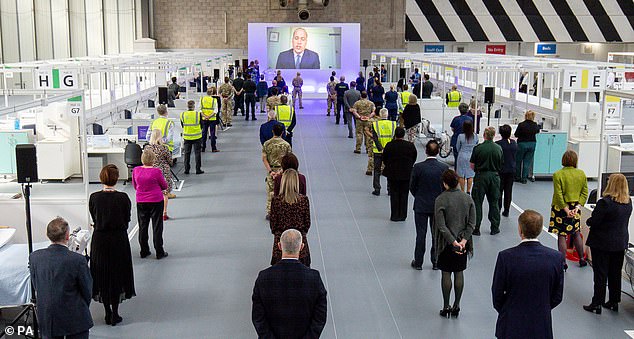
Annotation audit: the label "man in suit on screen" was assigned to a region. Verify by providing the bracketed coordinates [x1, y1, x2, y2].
[252, 229, 327, 338]
[276, 28, 321, 69]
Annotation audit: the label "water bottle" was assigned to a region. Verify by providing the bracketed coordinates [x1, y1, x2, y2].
[14, 118, 19, 130]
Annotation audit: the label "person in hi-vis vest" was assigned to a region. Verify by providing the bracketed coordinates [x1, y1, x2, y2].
[398, 84, 412, 127]
[275, 95, 296, 147]
[446, 85, 462, 108]
[147, 105, 174, 153]
[368, 108, 396, 196]
[180, 100, 204, 174]
[200, 87, 220, 153]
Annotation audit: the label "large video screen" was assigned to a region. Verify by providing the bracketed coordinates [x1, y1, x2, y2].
[266, 26, 341, 70]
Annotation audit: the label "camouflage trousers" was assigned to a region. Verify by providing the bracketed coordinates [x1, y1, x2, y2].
[221, 98, 233, 124]
[355, 119, 374, 171]
[265, 169, 281, 214]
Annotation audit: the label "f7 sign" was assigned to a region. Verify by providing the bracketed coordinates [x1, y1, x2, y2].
[36, 69, 78, 89]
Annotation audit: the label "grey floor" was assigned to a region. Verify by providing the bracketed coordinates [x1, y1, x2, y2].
[89, 99, 634, 339]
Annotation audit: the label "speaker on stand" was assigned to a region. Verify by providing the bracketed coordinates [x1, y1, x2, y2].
[12, 144, 39, 338]
[484, 87, 495, 126]
[362, 60, 368, 84]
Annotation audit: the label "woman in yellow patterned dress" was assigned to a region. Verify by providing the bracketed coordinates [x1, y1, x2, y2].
[549, 150, 588, 271]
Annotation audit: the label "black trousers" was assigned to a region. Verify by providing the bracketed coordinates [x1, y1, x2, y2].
[51, 331, 89, 339]
[336, 97, 346, 124]
[373, 153, 382, 192]
[244, 93, 256, 118]
[233, 94, 244, 115]
[413, 83, 421, 97]
[591, 248, 625, 305]
[414, 212, 436, 266]
[498, 172, 514, 213]
[137, 202, 165, 256]
[389, 179, 409, 221]
[183, 138, 202, 172]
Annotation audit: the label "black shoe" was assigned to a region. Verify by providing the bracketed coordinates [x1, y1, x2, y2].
[354, 150, 361, 154]
[411, 260, 422, 270]
[520, 179, 528, 184]
[201, 148, 206, 153]
[227, 123, 233, 127]
[140, 251, 151, 258]
[579, 259, 588, 267]
[299, 107, 304, 109]
[529, 177, 536, 182]
[491, 229, 500, 235]
[472, 229, 481, 236]
[184, 170, 190, 175]
[196, 170, 205, 174]
[327, 113, 330, 116]
[432, 264, 439, 270]
[245, 118, 249, 121]
[156, 252, 169, 260]
[564, 263, 568, 272]
[110, 313, 122, 326]
[450, 307, 460, 317]
[502, 211, 509, 217]
[348, 135, 353, 138]
[439, 307, 451, 318]
[336, 122, 340, 125]
[372, 190, 380, 196]
[583, 304, 602, 314]
[603, 301, 619, 312]
[105, 313, 112, 325]
[233, 113, 237, 116]
[265, 214, 270, 221]
[252, 117, 257, 121]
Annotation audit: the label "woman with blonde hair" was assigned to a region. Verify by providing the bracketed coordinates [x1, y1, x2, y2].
[583, 173, 633, 314]
[401, 93, 421, 142]
[548, 150, 588, 271]
[269, 169, 311, 266]
[514, 110, 540, 183]
[132, 149, 169, 259]
[146, 129, 174, 220]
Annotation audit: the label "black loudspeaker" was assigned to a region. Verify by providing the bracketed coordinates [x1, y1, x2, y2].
[234, 60, 240, 68]
[16, 144, 38, 183]
[213, 69, 220, 81]
[242, 59, 248, 72]
[399, 68, 406, 79]
[158, 87, 168, 104]
[484, 87, 495, 104]
[363, 59, 368, 68]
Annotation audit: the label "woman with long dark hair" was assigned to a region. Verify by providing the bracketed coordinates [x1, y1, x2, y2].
[455, 120, 478, 194]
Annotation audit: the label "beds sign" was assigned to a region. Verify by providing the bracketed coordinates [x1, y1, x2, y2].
[535, 43, 557, 56]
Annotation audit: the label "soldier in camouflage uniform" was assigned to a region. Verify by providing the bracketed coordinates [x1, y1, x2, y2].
[262, 123, 291, 218]
[266, 87, 281, 112]
[326, 76, 337, 116]
[218, 77, 234, 126]
[350, 91, 377, 175]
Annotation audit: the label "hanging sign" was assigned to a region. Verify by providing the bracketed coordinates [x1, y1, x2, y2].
[4, 72, 13, 79]
[390, 57, 397, 65]
[36, 69, 78, 89]
[422, 63, 430, 72]
[486, 44, 506, 55]
[404, 59, 412, 68]
[563, 69, 604, 90]
[371, 54, 377, 61]
[535, 43, 557, 56]
[380, 55, 386, 63]
[424, 45, 444, 53]
[605, 95, 621, 119]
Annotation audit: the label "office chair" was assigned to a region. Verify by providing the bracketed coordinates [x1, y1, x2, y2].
[123, 142, 143, 185]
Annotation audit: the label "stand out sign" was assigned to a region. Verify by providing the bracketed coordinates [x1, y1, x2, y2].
[35, 69, 78, 89]
[486, 45, 506, 55]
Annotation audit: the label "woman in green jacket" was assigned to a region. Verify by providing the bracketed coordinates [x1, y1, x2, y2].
[549, 150, 588, 270]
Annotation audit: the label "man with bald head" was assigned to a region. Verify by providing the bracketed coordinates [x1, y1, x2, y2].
[275, 28, 321, 69]
[252, 229, 328, 338]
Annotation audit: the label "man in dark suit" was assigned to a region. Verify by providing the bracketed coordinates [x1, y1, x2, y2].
[29, 217, 93, 339]
[275, 28, 321, 69]
[382, 127, 418, 221]
[252, 229, 327, 338]
[409, 140, 449, 270]
[492, 210, 565, 339]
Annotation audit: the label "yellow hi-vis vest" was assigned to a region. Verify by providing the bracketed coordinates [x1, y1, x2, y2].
[275, 105, 294, 128]
[200, 96, 218, 121]
[180, 110, 202, 140]
[400, 91, 412, 112]
[372, 120, 396, 154]
[447, 90, 461, 107]
[149, 117, 174, 152]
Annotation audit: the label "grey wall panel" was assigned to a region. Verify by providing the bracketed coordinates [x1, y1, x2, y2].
[34, 0, 54, 60]
[0, 0, 19, 63]
[103, 0, 119, 54]
[51, 0, 70, 59]
[68, 0, 87, 57]
[85, 0, 104, 56]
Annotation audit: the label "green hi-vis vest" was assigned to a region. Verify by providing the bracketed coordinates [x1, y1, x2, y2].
[275, 105, 294, 128]
[447, 90, 461, 107]
[200, 96, 218, 121]
[149, 117, 174, 151]
[400, 91, 412, 112]
[372, 120, 396, 154]
[180, 110, 202, 140]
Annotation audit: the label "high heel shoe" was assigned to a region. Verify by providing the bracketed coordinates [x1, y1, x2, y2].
[450, 307, 460, 318]
[583, 304, 602, 314]
[579, 259, 588, 267]
[104, 314, 112, 325]
[603, 301, 619, 312]
[563, 263, 568, 272]
[439, 307, 451, 318]
[110, 313, 123, 326]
